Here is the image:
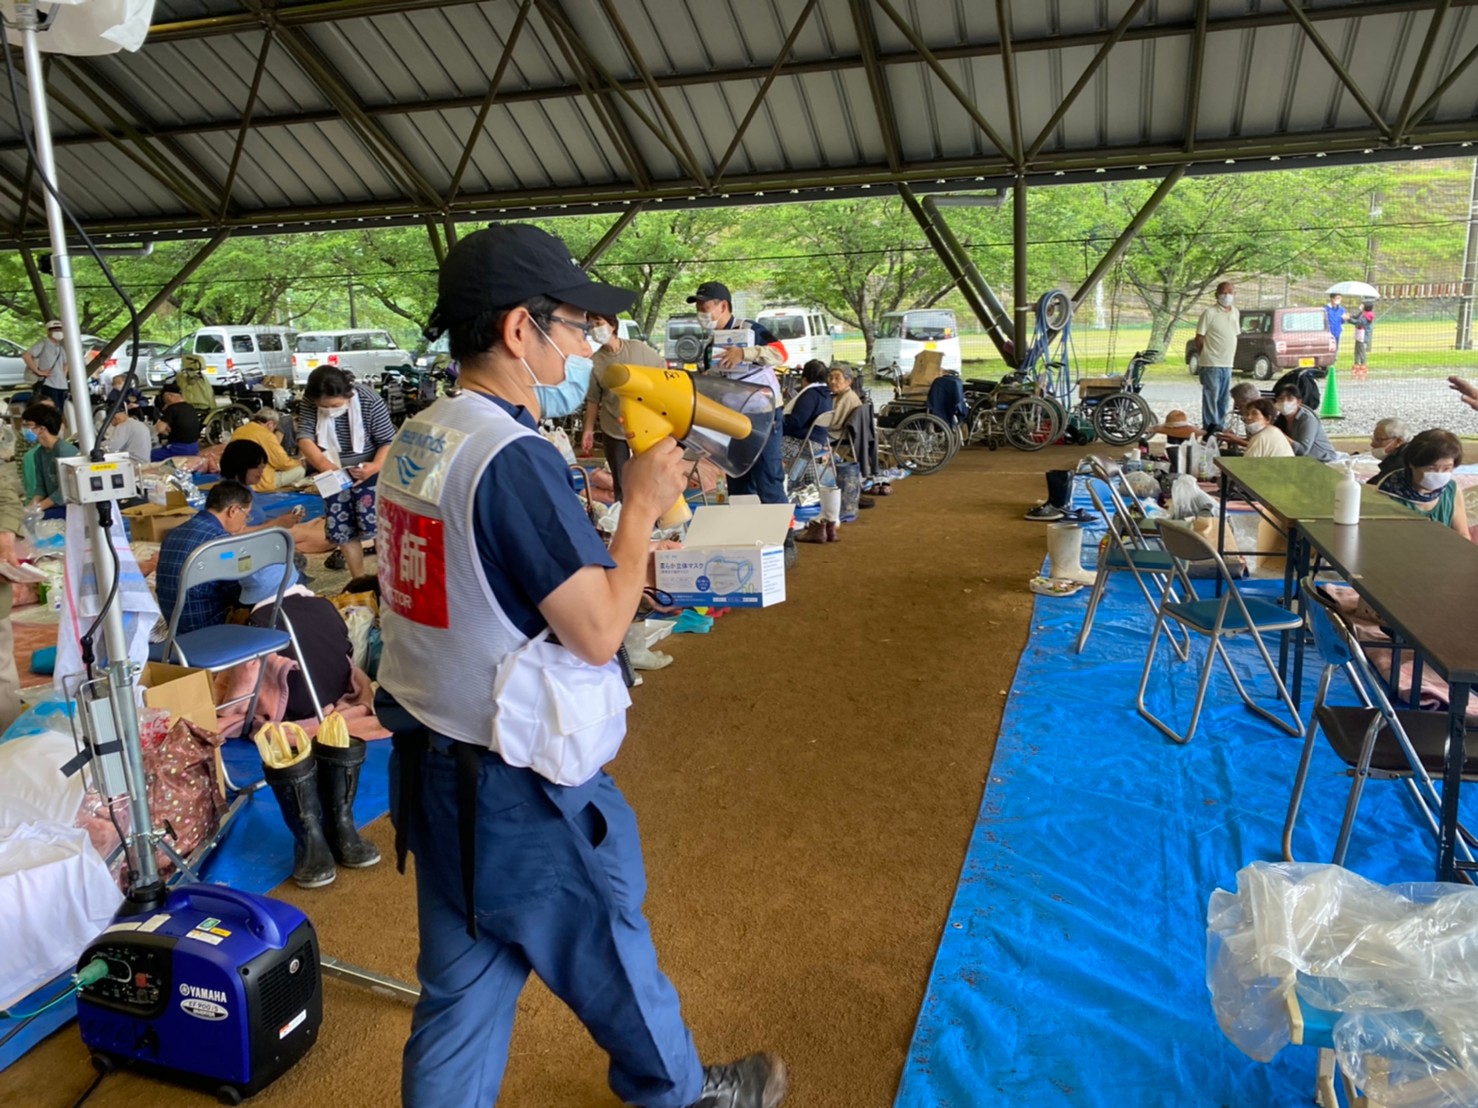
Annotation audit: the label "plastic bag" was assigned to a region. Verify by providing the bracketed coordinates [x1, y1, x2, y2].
[1170, 474, 1218, 520]
[340, 604, 374, 670]
[1207, 862, 1478, 1104]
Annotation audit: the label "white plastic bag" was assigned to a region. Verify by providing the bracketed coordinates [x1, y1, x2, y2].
[1170, 473, 1217, 520]
[339, 605, 374, 670]
[490, 631, 630, 787]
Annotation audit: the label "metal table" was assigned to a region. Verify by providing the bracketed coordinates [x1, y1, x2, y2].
[1300, 519, 1478, 883]
[1214, 456, 1417, 699]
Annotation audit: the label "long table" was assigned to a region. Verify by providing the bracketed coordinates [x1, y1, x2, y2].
[1299, 519, 1478, 883]
[1215, 456, 1418, 699]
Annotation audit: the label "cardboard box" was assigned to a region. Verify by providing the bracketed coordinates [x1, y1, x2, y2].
[654, 503, 792, 608]
[123, 503, 195, 542]
[140, 662, 219, 732]
[261, 375, 290, 390]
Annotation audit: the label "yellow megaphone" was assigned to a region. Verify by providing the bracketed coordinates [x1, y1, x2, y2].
[599, 363, 777, 527]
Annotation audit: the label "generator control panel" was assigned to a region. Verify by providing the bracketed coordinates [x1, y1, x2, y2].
[80, 939, 173, 1017]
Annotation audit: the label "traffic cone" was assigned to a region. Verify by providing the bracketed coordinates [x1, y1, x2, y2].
[1319, 365, 1344, 420]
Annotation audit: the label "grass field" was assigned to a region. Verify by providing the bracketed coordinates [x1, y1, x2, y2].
[834, 320, 1478, 380]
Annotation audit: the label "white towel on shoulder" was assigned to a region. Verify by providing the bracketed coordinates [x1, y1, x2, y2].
[316, 390, 365, 463]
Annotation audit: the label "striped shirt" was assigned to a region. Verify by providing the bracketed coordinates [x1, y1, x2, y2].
[294, 383, 396, 468]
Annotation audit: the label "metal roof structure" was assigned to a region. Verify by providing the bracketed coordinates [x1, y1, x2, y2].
[3, 0, 1478, 248]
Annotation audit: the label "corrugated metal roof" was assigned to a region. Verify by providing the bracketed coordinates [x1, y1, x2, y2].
[0, 0, 1476, 243]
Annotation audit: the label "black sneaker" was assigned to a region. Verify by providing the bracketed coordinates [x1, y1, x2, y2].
[325, 550, 346, 571]
[689, 1053, 788, 1108]
[1024, 502, 1065, 522]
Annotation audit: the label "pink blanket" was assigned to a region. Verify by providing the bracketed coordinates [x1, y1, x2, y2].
[212, 655, 389, 740]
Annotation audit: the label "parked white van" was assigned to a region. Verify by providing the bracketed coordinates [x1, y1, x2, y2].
[294, 329, 411, 385]
[871, 309, 962, 378]
[755, 306, 833, 368]
[148, 326, 296, 387]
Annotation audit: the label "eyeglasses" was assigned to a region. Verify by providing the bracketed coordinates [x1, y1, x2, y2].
[545, 314, 596, 340]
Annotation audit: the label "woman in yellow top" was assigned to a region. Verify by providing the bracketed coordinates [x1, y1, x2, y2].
[230, 408, 306, 492]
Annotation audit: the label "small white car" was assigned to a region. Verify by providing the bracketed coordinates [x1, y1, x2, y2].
[755, 306, 834, 368]
[872, 309, 963, 379]
[294, 329, 411, 385]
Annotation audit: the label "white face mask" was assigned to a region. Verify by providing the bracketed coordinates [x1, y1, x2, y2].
[1419, 471, 1454, 492]
[696, 311, 717, 332]
[1217, 294, 1234, 308]
[590, 324, 613, 347]
[1370, 442, 1390, 459]
[48, 330, 62, 342]
[318, 405, 346, 419]
[1278, 401, 1298, 416]
[1245, 421, 1266, 436]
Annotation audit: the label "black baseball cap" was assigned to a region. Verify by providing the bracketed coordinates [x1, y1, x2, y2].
[687, 281, 732, 304]
[424, 225, 635, 340]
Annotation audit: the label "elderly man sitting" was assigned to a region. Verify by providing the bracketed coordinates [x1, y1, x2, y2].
[155, 480, 254, 636]
[1369, 417, 1410, 480]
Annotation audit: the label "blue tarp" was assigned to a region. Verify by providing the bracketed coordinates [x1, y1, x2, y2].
[896, 525, 1474, 1106]
[0, 703, 390, 1072]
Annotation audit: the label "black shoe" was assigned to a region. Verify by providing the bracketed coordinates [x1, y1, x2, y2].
[325, 550, 346, 571]
[314, 738, 382, 869]
[263, 756, 337, 889]
[689, 1054, 788, 1108]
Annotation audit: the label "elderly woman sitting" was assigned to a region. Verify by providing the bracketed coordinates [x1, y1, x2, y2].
[1376, 428, 1471, 539]
[1218, 399, 1294, 458]
[827, 364, 862, 442]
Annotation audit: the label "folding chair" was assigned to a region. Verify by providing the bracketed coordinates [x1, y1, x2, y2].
[159, 527, 324, 739]
[1282, 579, 1478, 870]
[1087, 455, 1160, 538]
[784, 414, 839, 494]
[1076, 477, 1189, 660]
[1135, 519, 1303, 744]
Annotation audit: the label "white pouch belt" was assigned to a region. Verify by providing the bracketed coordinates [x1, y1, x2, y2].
[490, 630, 630, 787]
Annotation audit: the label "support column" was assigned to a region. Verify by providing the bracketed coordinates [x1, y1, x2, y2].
[94, 230, 232, 368]
[1013, 175, 1029, 352]
[921, 195, 1013, 343]
[1458, 158, 1478, 350]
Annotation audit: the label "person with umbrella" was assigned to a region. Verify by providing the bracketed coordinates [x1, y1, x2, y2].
[1324, 291, 1347, 365]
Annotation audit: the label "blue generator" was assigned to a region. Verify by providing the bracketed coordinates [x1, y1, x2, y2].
[75, 885, 322, 1104]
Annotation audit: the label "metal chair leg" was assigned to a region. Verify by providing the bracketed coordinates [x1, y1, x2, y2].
[1075, 567, 1110, 654]
[1283, 665, 1336, 862]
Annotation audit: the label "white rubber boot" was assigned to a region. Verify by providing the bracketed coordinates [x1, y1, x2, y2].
[623, 624, 673, 672]
[1047, 522, 1097, 585]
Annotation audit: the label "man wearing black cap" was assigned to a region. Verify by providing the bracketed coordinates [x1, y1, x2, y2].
[374, 225, 788, 1108]
[688, 282, 795, 560]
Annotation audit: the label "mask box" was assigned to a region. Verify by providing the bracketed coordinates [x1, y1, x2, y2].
[710, 328, 754, 350]
[654, 503, 792, 609]
[312, 469, 352, 498]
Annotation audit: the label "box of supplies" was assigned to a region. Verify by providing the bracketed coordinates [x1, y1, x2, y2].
[312, 469, 352, 499]
[140, 662, 219, 732]
[122, 503, 194, 543]
[654, 503, 792, 608]
[261, 375, 291, 390]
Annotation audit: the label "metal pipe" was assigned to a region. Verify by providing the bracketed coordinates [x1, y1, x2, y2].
[1279, 0, 1393, 140]
[1394, 0, 1453, 142]
[581, 204, 644, 268]
[899, 184, 1014, 359]
[19, 4, 157, 898]
[1013, 175, 1028, 351]
[1072, 167, 1186, 305]
[1456, 158, 1478, 350]
[921, 195, 1013, 337]
[994, 0, 1024, 169]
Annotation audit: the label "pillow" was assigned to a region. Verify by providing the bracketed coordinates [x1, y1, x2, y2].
[0, 731, 85, 830]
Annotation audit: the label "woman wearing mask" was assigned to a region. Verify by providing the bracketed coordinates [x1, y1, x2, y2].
[582, 315, 665, 501]
[1218, 398, 1293, 459]
[1377, 428, 1471, 540]
[1271, 384, 1336, 463]
[296, 365, 397, 577]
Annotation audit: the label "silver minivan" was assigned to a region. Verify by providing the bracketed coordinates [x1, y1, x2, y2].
[149, 326, 296, 387]
[294, 329, 411, 385]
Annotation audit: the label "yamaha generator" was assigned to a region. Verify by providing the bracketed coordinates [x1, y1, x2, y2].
[76, 885, 321, 1104]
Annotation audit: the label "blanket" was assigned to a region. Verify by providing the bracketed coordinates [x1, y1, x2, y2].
[212, 654, 388, 739]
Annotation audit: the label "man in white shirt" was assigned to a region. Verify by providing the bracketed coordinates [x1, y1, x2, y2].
[101, 407, 152, 463]
[1194, 282, 1239, 433]
[23, 319, 70, 409]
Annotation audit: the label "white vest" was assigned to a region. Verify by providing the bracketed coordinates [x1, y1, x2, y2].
[375, 393, 541, 746]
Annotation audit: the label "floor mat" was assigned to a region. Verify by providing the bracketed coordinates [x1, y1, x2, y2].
[895, 530, 1473, 1106]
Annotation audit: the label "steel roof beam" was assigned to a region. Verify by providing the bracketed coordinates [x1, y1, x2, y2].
[1394, 0, 1453, 143]
[147, 0, 489, 42]
[14, 124, 1478, 245]
[1184, 0, 1210, 154]
[872, 0, 1011, 160]
[90, 229, 233, 368]
[1027, 0, 1150, 164]
[446, 0, 532, 204]
[1279, 0, 1393, 140]
[847, 0, 902, 173]
[1407, 37, 1478, 135]
[1072, 166, 1186, 305]
[580, 202, 644, 268]
[994, 0, 1024, 170]
[711, 0, 820, 187]
[15, 0, 1476, 157]
[218, 31, 275, 219]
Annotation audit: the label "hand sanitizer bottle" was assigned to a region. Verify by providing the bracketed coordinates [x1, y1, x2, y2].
[1333, 459, 1361, 526]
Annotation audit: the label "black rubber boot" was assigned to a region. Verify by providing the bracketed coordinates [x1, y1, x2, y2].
[689, 1053, 788, 1108]
[264, 756, 337, 889]
[315, 737, 382, 868]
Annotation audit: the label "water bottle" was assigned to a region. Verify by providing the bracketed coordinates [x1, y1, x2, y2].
[22, 504, 43, 545]
[1333, 460, 1361, 526]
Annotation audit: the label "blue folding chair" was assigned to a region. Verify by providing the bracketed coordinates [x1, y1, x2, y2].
[158, 527, 323, 740]
[1135, 519, 1302, 744]
[1283, 579, 1478, 871]
[1076, 476, 1189, 659]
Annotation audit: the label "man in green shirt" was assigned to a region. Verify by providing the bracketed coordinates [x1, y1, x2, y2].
[22, 403, 79, 520]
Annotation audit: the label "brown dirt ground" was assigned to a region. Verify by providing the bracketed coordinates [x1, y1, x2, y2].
[0, 443, 1094, 1108]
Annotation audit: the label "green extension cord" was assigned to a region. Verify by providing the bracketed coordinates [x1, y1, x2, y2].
[1, 958, 111, 1021]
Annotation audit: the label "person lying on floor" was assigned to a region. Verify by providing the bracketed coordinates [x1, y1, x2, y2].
[21, 403, 78, 520]
[1216, 399, 1293, 459]
[1376, 428, 1472, 541]
[155, 479, 254, 637]
[238, 562, 355, 720]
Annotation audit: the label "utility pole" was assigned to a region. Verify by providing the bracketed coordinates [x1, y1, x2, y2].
[1457, 159, 1478, 350]
[348, 277, 358, 329]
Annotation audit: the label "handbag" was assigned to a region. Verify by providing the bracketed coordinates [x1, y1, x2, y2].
[491, 630, 631, 787]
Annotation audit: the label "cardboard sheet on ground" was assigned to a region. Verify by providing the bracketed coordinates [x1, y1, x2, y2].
[895, 503, 1475, 1106]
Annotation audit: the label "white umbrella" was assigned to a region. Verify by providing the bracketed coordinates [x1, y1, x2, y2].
[1326, 280, 1379, 299]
